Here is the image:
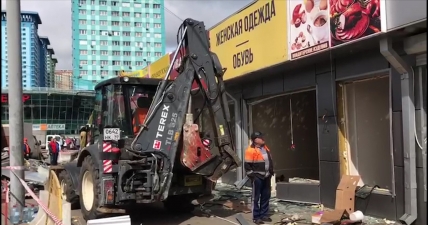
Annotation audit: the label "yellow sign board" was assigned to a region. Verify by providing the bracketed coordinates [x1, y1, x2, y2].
[140, 67, 149, 78]
[209, 0, 287, 80]
[120, 67, 149, 78]
[149, 54, 170, 79]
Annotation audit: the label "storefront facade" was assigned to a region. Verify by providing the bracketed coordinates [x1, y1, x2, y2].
[225, 33, 426, 223]
[129, 0, 426, 223]
[212, 0, 427, 222]
[208, 0, 426, 223]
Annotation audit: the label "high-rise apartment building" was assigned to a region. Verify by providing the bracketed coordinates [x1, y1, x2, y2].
[47, 48, 57, 88]
[71, 0, 166, 90]
[39, 36, 49, 87]
[54, 70, 73, 90]
[1, 11, 57, 89]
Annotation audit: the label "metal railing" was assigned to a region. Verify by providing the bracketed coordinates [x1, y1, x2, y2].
[1, 87, 95, 96]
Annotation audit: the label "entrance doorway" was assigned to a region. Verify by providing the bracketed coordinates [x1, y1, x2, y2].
[249, 90, 319, 183]
[338, 76, 393, 190]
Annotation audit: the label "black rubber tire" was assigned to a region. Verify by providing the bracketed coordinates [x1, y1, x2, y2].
[79, 156, 103, 220]
[58, 170, 80, 210]
[163, 195, 196, 213]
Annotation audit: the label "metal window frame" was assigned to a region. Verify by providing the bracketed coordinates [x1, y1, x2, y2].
[247, 88, 316, 135]
[226, 93, 243, 181]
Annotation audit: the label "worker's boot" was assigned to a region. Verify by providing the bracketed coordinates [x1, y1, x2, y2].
[261, 217, 272, 222]
[253, 219, 265, 224]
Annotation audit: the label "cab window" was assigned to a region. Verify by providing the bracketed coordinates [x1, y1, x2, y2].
[93, 88, 102, 132]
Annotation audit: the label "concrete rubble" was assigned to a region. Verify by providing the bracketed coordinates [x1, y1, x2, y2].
[1, 149, 400, 225]
[205, 183, 399, 225]
[1, 158, 50, 197]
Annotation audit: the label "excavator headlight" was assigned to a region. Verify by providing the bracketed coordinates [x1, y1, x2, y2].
[123, 76, 130, 82]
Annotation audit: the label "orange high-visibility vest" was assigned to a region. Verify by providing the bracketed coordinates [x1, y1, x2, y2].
[133, 108, 149, 134]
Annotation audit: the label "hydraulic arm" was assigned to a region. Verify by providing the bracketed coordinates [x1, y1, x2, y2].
[130, 19, 241, 200]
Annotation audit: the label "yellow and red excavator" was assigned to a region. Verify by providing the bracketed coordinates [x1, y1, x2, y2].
[51, 18, 241, 221]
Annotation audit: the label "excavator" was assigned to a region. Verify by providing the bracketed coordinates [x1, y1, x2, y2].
[54, 18, 241, 221]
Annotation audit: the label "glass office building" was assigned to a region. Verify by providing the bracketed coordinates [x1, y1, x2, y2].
[1, 88, 95, 134]
[71, 0, 166, 90]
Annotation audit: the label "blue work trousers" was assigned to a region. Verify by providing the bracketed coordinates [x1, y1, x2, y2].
[50, 152, 59, 165]
[251, 176, 271, 220]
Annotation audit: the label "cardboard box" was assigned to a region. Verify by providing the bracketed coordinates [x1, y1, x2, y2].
[320, 175, 360, 224]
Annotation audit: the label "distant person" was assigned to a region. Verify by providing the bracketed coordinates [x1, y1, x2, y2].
[65, 138, 72, 150]
[62, 137, 67, 150]
[48, 138, 59, 165]
[74, 137, 80, 150]
[23, 138, 31, 160]
[56, 139, 61, 152]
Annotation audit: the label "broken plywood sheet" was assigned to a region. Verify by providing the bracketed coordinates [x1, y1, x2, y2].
[320, 175, 360, 224]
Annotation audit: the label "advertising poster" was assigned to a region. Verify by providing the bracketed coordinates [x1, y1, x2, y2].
[209, 0, 288, 80]
[289, 0, 330, 60]
[330, 0, 381, 47]
[288, 0, 382, 59]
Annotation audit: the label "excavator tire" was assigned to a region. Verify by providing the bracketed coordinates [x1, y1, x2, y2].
[79, 156, 104, 220]
[163, 195, 196, 213]
[58, 170, 80, 209]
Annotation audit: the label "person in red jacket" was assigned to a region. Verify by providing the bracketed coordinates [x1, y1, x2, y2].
[48, 137, 59, 165]
[23, 138, 31, 160]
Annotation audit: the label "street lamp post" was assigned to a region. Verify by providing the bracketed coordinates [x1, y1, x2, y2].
[6, 0, 26, 213]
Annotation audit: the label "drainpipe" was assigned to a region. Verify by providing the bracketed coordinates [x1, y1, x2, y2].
[380, 38, 417, 225]
[405, 33, 427, 202]
[226, 92, 243, 181]
[415, 66, 427, 203]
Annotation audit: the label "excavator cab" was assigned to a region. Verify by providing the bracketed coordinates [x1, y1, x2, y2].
[80, 77, 159, 151]
[87, 77, 159, 142]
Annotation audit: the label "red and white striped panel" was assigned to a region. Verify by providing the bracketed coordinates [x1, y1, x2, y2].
[202, 139, 210, 147]
[202, 139, 211, 151]
[103, 142, 112, 173]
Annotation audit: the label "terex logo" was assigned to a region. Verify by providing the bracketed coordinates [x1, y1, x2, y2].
[155, 104, 170, 139]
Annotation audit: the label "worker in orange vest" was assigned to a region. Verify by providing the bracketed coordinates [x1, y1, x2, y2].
[23, 138, 31, 160]
[244, 131, 274, 224]
[132, 96, 151, 135]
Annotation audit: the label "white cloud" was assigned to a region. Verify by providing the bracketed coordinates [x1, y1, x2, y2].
[2, 0, 251, 69]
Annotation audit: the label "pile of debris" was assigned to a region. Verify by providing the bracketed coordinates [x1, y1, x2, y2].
[209, 181, 396, 225]
[1, 158, 49, 198]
